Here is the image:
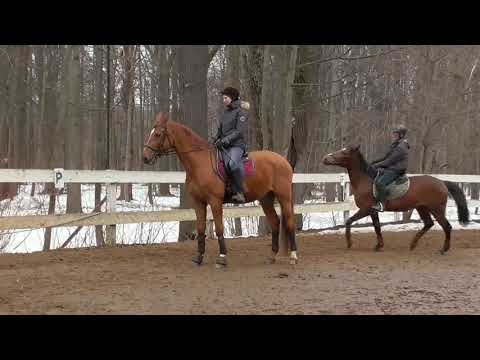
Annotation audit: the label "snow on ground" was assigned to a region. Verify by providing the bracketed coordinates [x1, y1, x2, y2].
[1, 184, 479, 254]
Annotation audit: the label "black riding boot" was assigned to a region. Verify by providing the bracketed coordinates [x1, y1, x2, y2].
[372, 185, 386, 212]
[231, 167, 246, 203]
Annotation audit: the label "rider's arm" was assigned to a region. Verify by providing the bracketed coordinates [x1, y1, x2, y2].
[375, 145, 407, 168]
[223, 110, 248, 144]
[213, 123, 222, 142]
[371, 154, 387, 166]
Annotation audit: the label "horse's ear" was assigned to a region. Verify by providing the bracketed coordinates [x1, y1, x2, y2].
[354, 144, 360, 151]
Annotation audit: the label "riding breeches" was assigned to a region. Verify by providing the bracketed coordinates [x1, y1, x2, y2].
[375, 169, 400, 202]
[225, 146, 245, 193]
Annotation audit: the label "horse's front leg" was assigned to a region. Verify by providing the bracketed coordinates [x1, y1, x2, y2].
[345, 208, 372, 248]
[370, 211, 384, 251]
[210, 199, 227, 268]
[191, 200, 207, 265]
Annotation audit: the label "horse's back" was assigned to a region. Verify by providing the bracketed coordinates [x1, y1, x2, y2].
[408, 174, 449, 199]
[410, 174, 446, 186]
[248, 150, 293, 174]
[248, 150, 291, 165]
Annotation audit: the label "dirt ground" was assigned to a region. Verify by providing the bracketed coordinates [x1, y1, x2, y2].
[1, 228, 480, 314]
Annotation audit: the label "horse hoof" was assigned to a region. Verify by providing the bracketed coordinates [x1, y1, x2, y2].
[289, 258, 298, 265]
[267, 257, 276, 264]
[440, 249, 449, 255]
[215, 256, 227, 268]
[374, 246, 384, 252]
[192, 254, 204, 265]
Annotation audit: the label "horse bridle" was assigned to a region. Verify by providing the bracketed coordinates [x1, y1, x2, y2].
[143, 124, 176, 162]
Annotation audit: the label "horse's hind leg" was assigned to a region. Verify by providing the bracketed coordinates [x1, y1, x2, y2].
[430, 205, 452, 254]
[259, 192, 280, 264]
[409, 206, 434, 251]
[277, 194, 297, 265]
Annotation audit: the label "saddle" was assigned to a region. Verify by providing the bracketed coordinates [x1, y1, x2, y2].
[373, 174, 410, 200]
[217, 150, 256, 203]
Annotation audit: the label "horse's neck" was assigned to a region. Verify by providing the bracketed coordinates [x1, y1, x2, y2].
[170, 123, 212, 177]
[346, 161, 371, 191]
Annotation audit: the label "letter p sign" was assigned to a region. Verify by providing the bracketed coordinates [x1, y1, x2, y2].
[54, 168, 65, 190]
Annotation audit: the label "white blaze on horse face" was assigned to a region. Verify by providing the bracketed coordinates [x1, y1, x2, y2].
[146, 128, 155, 144]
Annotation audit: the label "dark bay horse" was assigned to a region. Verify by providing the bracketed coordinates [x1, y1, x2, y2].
[323, 145, 469, 254]
[143, 113, 298, 267]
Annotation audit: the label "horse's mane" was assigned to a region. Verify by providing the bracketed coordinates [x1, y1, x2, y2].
[355, 149, 377, 179]
[170, 121, 211, 148]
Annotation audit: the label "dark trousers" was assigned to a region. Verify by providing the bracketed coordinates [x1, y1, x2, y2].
[375, 169, 401, 202]
[223, 146, 245, 193]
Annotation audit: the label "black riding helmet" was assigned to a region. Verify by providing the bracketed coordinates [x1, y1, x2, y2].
[392, 124, 407, 138]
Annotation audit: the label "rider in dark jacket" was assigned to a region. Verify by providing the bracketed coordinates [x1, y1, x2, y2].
[213, 87, 249, 203]
[370, 124, 410, 212]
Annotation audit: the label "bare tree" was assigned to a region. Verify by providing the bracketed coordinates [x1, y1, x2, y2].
[176, 45, 220, 241]
[64, 45, 83, 213]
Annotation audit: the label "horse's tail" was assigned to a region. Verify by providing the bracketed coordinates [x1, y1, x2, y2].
[444, 181, 470, 225]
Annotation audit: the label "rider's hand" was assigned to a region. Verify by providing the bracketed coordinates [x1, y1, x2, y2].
[220, 138, 230, 147]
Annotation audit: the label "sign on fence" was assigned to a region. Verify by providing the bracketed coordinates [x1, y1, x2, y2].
[53, 168, 65, 189]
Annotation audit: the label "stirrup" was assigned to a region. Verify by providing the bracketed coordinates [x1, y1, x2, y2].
[372, 202, 384, 212]
[231, 192, 245, 202]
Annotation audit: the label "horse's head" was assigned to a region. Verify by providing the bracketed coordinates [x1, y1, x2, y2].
[322, 144, 360, 168]
[143, 112, 174, 165]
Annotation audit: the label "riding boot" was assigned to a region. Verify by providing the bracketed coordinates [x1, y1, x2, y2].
[231, 166, 246, 203]
[372, 185, 386, 212]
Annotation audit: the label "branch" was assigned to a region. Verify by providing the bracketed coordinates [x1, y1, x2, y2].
[207, 45, 222, 64]
[298, 46, 405, 69]
[297, 46, 351, 69]
[338, 47, 405, 62]
[59, 196, 107, 249]
[0, 47, 14, 69]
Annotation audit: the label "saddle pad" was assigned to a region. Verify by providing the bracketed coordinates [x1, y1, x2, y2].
[218, 159, 256, 180]
[373, 177, 410, 201]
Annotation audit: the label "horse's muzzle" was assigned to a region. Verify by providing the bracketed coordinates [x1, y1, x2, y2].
[143, 156, 153, 165]
[322, 154, 336, 165]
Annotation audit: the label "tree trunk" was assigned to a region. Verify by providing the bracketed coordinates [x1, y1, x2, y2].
[157, 45, 172, 196]
[94, 45, 106, 246]
[43, 194, 56, 251]
[176, 45, 212, 241]
[0, 46, 14, 199]
[7, 46, 31, 199]
[226, 45, 243, 236]
[240, 45, 263, 150]
[119, 45, 136, 202]
[64, 46, 82, 214]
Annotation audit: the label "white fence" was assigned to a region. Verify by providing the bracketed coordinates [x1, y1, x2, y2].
[1, 169, 479, 245]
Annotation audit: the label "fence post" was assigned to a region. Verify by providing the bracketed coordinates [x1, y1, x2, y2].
[105, 183, 117, 246]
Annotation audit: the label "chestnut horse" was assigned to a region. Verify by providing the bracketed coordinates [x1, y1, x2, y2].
[143, 113, 298, 268]
[323, 145, 469, 254]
